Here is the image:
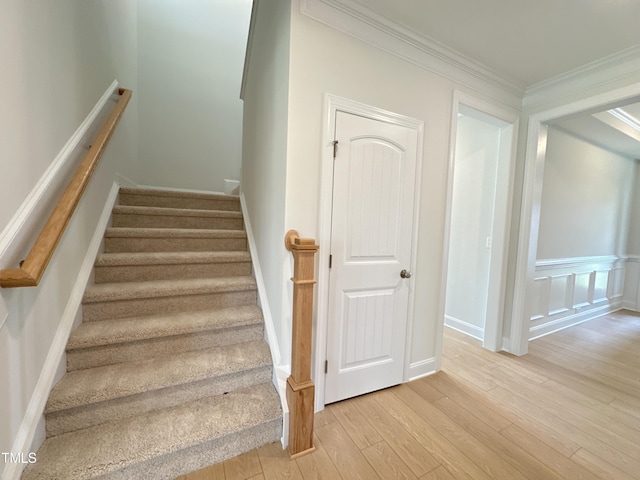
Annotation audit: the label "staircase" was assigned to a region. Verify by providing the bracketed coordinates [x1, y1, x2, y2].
[23, 187, 282, 480]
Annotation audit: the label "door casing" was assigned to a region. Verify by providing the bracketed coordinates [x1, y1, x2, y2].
[440, 91, 519, 355]
[315, 94, 424, 410]
[511, 83, 640, 355]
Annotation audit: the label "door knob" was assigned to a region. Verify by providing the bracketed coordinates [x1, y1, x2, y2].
[400, 269, 412, 279]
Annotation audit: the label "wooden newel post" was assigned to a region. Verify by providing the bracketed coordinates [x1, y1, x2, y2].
[284, 229, 319, 458]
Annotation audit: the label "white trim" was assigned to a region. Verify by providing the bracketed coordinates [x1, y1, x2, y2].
[114, 173, 138, 189]
[274, 364, 290, 448]
[407, 357, 437, 382]
[239, 192, 282, 367]
[524, 45, 640, 110]
[136, 184, 225, 197]
[3, 180, 121, 480]
[299, 0, 523, 109]
[529, 303, 622, 340]
[536, 255, 624, 271]
[439, 91, 519, 354]
[315, 94, 424, 409]
[0, 80, 119, 272]
[511, 80, 640, 357]
[444, 317, 484, 342]
[239, 192, 289, 445]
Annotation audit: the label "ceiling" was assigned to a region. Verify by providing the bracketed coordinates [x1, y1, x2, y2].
[350, 0, 640, 88]
[552, 102, 640, 159]
[345, 0, 640, 158]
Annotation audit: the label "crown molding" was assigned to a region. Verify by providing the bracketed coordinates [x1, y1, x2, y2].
[523, 45, 640, 111]
[299, 0, 524, 109]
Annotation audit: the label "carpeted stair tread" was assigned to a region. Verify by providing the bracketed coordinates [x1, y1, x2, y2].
[47, 340, 271, 413]
[24, 383, 281, 480]
[119, 186, 240, 203]
[105, 227, 247, 239]
[28, 185, 282, 476]
[95, 251, 251, 267]
[68, 306, 263, 350]
[112, 205, 243, 218]
[83, 276, 256, 303]
[118, 187, 241, 212]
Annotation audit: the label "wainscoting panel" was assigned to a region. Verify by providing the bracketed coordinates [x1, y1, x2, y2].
[592, 270, 609, 304]
[529, 256, 630, 339]
[530, 276, 549, 322]
[623, 256, 640, 310]
[572, 272, 591, 309]
[609, 267, 625, 300]
[548, 274, 572, 316]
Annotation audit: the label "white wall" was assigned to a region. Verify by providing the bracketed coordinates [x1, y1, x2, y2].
[241, 0, 292, 367]
[537, 127, 635, 260]
[0, 1, 138, 475]
[626, 161, 640, 255]
[284, 3, 516, 370]
[137, 0, 251, 193]
[528, 127, 636, 338]
[445, 111, 501, 337]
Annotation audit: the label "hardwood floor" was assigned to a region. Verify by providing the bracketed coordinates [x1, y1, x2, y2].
[179, 310, 640, 479]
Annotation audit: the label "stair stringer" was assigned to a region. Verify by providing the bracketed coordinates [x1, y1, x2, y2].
[239, 191, 291, 448]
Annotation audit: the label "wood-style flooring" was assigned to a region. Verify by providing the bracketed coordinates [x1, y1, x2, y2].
[179, 310, 640, 479]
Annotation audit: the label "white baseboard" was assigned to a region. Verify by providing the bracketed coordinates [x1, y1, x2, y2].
[114, 173, 138, 189]
[407, 357, 437, 381]
[529, 302, 622, 340]
[274, 365, 290, 448]
[3, 180, 121, 480]
[238, 192, 288, 445]
[238, 193, 282, 367]
[136, 184, 225, 196]
[223, 179, 240, 195]
[444, 315, 484, 341]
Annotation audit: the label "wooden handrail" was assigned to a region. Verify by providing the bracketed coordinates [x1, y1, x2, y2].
[0, 88, 132, 288]
[284, 229, 319, 458]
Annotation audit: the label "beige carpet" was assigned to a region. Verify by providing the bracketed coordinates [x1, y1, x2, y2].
[23, 187, 282, 479]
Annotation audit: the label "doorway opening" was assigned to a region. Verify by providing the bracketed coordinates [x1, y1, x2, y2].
[442, 94, 518, 352]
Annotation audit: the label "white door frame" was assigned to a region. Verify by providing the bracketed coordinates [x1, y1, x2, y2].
[439, 91, 520, 354]
[315, 94, 424, 410]
[510, 82, 640, 355]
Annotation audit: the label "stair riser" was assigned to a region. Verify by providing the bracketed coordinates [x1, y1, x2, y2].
[112, 213, 244, 230]
[67, 324, 264, 371]
[105, 420, 281, 480]
[45, 367, 273, 438]
[94, 261, 252, 283]
[83, 290, 257, 321]
[104, 237, 247, 253]
[119, 193, 241, 212]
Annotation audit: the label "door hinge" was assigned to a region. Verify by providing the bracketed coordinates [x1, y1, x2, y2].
[332, 140, 339, 158]
[324, 360, 328, 374]
[329, 254, 332, 268]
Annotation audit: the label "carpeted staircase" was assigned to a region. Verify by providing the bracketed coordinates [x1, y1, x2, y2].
[23, 187, 282, 479]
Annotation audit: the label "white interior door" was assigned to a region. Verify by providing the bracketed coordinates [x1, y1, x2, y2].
[324, 110, 419, 404]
